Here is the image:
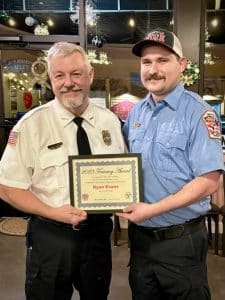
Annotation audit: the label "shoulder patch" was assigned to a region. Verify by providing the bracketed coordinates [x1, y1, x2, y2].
[8, 130, 19, 145]
[202, 110, 221, 140]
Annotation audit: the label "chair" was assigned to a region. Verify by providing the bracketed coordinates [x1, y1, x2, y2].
[220, 173, 225, 257]
[206, 201, 220, 255]
[220, 205, 225, 257]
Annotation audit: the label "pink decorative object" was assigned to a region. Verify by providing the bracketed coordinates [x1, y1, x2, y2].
[111, 100, 135, 121]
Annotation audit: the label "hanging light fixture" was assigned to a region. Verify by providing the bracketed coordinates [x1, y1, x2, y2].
[25, 16, 35, 26]
[128, 17, 135, 28]
[91, 35, 104, 48]
[8, 17, 16, 26]
[24, 0, 36, 26]
[47, 18, 54, 27]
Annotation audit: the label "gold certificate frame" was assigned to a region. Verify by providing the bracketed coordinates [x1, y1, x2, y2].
[69, 154, 142, 213]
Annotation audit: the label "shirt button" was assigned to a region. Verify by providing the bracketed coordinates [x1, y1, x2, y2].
[152, 117, 156, 120]
[166, 143, 170, 148]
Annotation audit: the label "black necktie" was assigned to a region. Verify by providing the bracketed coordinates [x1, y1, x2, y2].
[74, 117, 91, 155]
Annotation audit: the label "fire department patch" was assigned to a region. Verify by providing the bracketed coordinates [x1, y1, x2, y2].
[202, 110, 221, 140]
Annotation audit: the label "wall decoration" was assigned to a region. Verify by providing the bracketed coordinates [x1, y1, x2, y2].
[34, 23, 49, 35]
[111, 93, 140, 121]
[25, 16, 35, 26]
[23, 92, 33, 109]
[180, 59, 200, 86]
[31, 57, 48, 103]
[70, 0, 98, 26]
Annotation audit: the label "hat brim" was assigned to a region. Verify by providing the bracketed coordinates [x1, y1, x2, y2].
[132, 40, 177, 57]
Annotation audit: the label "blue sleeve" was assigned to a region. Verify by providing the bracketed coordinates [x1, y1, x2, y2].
[189, 111, 224, 176]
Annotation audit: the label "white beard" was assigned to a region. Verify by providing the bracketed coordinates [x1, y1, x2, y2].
[61, 95, 84, 111]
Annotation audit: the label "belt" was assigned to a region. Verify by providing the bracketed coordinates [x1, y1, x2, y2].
[31, 214, 111, 231]
[131, 216, 205, 241]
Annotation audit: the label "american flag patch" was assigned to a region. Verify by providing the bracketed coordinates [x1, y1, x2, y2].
[8, 131, 18, 145]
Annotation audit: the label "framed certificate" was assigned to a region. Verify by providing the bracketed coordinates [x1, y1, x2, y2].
[69, 153, 142, 213]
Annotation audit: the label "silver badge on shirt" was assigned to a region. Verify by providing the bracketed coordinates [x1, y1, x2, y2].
[102, 130, 112, 146]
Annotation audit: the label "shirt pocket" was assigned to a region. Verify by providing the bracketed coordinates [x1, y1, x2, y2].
[154, 133, 187, 173]
[39, 148, 68, 188]
[128, 128, 145, 153]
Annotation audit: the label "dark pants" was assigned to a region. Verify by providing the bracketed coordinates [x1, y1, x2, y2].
[25, 215, 113, 300]
[128, 222, 211, 300]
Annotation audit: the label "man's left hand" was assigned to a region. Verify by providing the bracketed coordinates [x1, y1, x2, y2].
[116, 202, 153, 223]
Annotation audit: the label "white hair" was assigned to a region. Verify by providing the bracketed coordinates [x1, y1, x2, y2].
[47, 42, 92, 72]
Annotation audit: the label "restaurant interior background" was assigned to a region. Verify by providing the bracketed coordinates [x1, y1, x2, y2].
[0, 0, 225, 273]
[0, 0, 224, 233]
[0, 1, 225, 157]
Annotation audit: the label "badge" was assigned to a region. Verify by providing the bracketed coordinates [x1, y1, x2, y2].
[131, 122, 141, 128]
[102, 130, 112, 146]
[202, 110, 221, 140]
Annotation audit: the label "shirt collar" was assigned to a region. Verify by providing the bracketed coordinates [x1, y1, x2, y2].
[80, 101, 95, 127]
[53, 98, 96, 127]
[144, 83, 184, 111]
[163, 83, 184, 110]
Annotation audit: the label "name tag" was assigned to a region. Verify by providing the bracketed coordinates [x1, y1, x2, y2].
[47, 142, 63, 150]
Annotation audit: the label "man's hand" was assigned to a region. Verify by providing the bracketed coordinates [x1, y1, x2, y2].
[116, 202, 152, 223]
[48, 204, 87, 225]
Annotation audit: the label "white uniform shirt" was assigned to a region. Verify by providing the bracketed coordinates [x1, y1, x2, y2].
[0, 99, 126, 207]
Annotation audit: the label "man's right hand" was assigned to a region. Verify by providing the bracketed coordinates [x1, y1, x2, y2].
[47, 204, 87, 225]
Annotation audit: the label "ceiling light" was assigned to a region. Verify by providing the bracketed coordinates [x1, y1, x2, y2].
[211, 18, 219, 27]
[128, 18, 135, 27]
[47, 18, 54, 27]
[8, 17, 16, 26]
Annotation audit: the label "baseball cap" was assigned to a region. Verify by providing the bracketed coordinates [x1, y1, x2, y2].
[132, 28, 183, 58]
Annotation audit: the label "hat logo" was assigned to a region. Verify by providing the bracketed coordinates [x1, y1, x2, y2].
[145, 31, 166, 43]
